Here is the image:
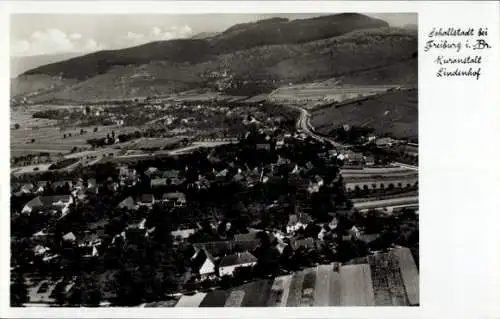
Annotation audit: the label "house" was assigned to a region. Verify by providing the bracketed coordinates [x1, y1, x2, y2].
[119, 167, 138, 186]
[33, 245, 50, 256]
[62, 232, 76, 242]
[171, 228, 197, 241]
[118, 196, 137, 210]
[193, 240, 260, 258]
[191, 247, 216, 280]
[218, 251, 258, 276]
[234, 229, 276, 244]
[349, 225, 361, 239]
[364, 155, 375, 166]
[328, 217, 339, 230]
[162, 192, 187, 207]
[22, 195, 73, 215]
[52, 180, 73, 191]
[375, 137, 395, 148]
[78, 232, 102, 248]
[256, 143, 271, 151]
[286, 213, 313, 234]
[338, 151, 364, 164]
[19, 183, 35, 194]
[145, 167, 159, 177]
[87, 178, 99, 193]
[138, 194, 155, 207]
[290, 237, 316, 251]
[276, 242, 288, 254]
[127, 218, 147, 231]
[81, 245, 100, 258]
[151, 178, 168, 188]
[35, 181, 49, 194]
[162, 170, 180, 180]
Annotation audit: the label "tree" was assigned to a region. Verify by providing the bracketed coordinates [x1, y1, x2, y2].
[85, 288, 102, 307]
[10, 274, 28, 307]
[53, 281, 66, 306]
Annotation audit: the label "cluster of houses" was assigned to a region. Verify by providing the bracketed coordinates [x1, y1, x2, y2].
[184, 209, 378, 283]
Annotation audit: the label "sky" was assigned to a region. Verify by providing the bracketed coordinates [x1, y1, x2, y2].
[10, 13, 417, 57]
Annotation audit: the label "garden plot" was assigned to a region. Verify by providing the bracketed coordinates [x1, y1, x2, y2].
[329, 263, 342, 306]
[175, 292, 208, 307]
[313, 264, 333, 306]
[224, 290, 245, 307]
[393, 247, 419, 305]
[368, 252, 407, 306]
[339, 264, 375, 306]
[383, 252, 408, 306]
[368, 254, 393, 306]
[240, 279, 273, 307]
[286, 270, 306, 307]
[199, 289, 231, 307]
[267, 275, 293, 307]
[299, 268, 316, 307]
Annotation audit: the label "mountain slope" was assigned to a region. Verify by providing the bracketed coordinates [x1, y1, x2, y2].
[10, 52, 84, 78]
[311, 88, 418, 141]
[12, 14, 416, 103]
[211, 13, 389, 53]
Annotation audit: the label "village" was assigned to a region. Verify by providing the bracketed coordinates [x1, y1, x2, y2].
[10, 110, 419, 306]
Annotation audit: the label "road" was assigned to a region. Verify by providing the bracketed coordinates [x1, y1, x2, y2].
[352, 196, 419, 211]
[293, 106, 345, 148]
[392, 162, 418, 171]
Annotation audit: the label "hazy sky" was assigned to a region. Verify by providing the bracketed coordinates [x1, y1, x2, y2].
[10, 13, 417, 57]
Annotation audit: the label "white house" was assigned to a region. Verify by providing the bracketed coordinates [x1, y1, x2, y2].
[22, 195, 73, 215]
[62, 232, 77, 242]
[218, 251, 257, 277]
[191, 248, 216, 280]
[286, 213, 313, 234]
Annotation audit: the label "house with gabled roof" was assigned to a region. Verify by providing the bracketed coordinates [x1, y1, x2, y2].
[218, 251, 257, 276]
[191, 247, 216, 280]
[286, 213, 313, 234]
[137, 194, 155, 207]
[118, 196, 137, 210]
[151, 178, 168, 188]
[22, 195, 73, 215]
[162, 192, 187, 207]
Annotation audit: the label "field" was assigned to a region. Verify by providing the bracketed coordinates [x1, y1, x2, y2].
[11, 107, 140, 156]
[266, 274, 293, 307]
[311, 88, 418, 140]
[118, 137, 185, 151]
[393, 247, 419, 305]
[174, 248, 418, 307]
[267, 82, 396, 109]
[339, 264, 375, 306]
[174, 292, 207, 307]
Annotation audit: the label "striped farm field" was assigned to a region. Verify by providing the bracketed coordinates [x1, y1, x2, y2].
[393, 247, 419, 306]
[313, 264, 333, 306]
[240, 279, 273, 307]
[267, 275, 293, 307]
[224, 290, 245, 307]
[172, 248, 418, 308]
[175, 293, 207, 307]
[199, 289, 231, 307]
[339, 264, 375, 306]
[286, 270, 306, 307]
[328, 263, 342, 306]
[299, 268, 316, 307]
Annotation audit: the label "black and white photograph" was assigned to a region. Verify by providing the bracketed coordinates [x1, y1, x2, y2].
[8, 11, 420, 308]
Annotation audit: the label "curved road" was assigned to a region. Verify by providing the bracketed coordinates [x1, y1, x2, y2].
[293, 106, 345, 148]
